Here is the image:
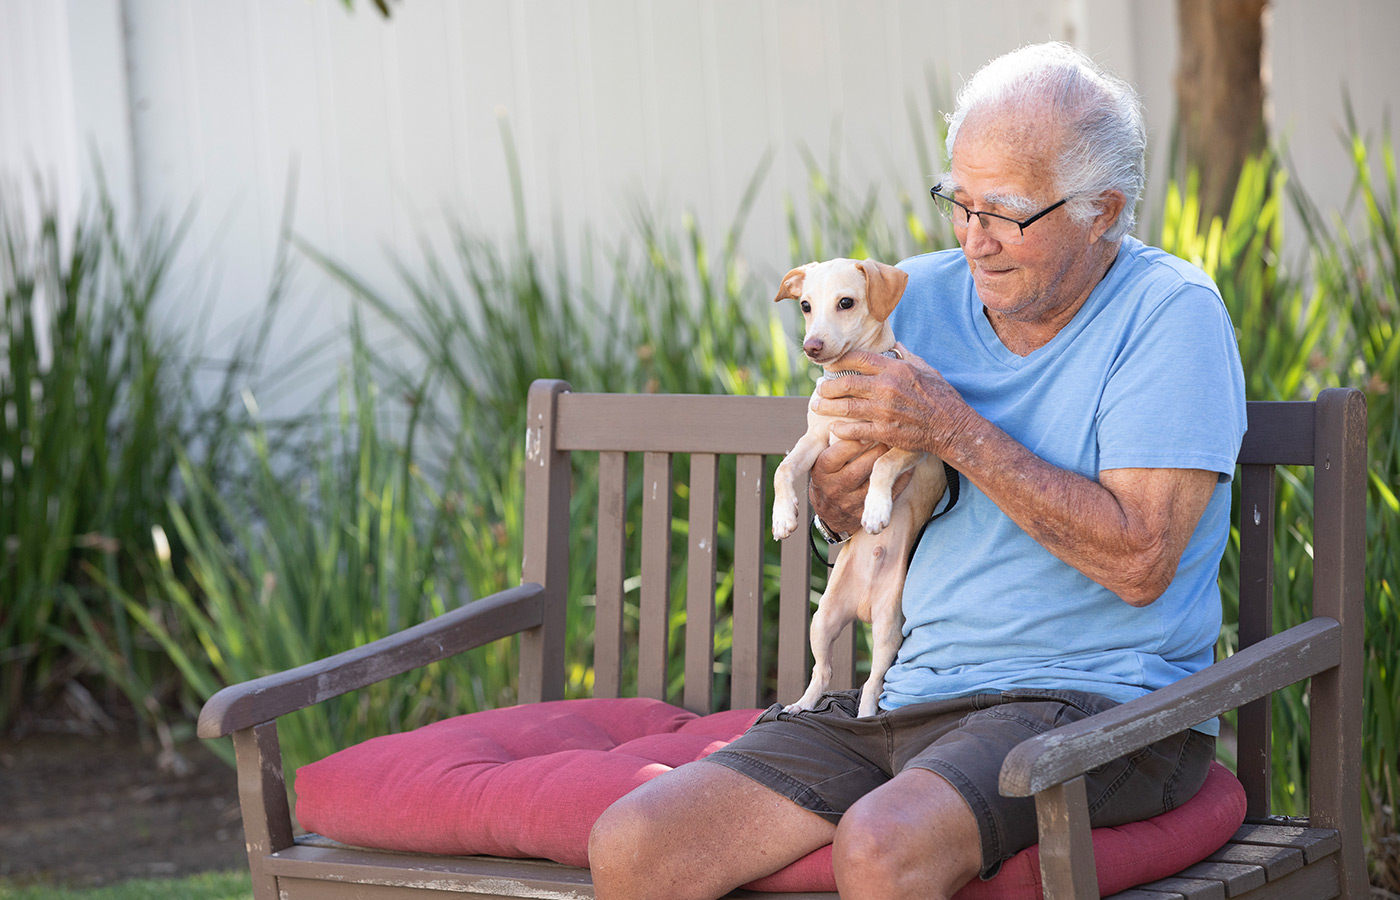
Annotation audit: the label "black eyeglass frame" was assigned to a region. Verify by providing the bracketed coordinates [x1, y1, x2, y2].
[929, 183, 1069, 240]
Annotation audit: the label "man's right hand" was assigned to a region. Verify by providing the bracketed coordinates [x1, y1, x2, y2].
[808, 439, 911, 535]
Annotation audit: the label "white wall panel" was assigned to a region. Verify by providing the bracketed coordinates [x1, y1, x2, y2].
[2, 0, 1394, 416]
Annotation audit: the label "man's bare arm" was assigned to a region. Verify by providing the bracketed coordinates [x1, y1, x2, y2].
[810, 349, 1218, 606]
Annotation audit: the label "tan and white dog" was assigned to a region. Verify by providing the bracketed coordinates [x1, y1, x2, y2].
[772, 258, 947, 718]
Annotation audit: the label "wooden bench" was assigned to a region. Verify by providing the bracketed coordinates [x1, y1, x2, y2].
[198, 380, 1368, 900]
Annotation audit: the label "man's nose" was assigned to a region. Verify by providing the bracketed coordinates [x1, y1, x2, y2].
[961, 215, 1001, 255]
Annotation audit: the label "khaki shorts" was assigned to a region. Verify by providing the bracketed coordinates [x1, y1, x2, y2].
[705, 688, 1215, 878]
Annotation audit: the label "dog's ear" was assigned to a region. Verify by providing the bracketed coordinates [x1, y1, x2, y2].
[858, 259, 909, 321]
[774, 265, 809, 303]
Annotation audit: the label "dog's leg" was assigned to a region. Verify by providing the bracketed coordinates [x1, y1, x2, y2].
[859, 590, 904, 718]
[861, 448, 927, 534]
[784, 542, 863, 713]
[785, 592, 846, 713]
[772, 426, 830, 540]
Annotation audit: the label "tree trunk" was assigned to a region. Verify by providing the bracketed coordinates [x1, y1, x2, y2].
[1175, 0, 1270, 222]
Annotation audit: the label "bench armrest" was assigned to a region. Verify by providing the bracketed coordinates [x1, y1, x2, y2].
[999, 615, 1341, 797]
[197, 583, 546, 739]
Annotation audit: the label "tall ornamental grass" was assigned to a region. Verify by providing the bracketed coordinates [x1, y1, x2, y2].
[98, 316, 516, 772]
[0, 186, 223, 732]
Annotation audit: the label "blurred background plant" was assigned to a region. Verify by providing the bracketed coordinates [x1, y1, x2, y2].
[2, 125, 1396, 888]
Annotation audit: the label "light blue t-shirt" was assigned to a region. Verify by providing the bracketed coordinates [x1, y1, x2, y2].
[881, 237, 1247, 734]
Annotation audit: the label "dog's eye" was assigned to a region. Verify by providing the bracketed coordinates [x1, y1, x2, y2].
[838, 297, 855, 310]
[800, 300, 811, 313]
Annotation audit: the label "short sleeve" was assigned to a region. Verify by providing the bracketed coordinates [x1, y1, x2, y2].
[1096, 284, 1247, 478]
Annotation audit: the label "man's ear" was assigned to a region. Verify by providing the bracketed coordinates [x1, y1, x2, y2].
[1090, 190, 1128, 243]
[858, 259, 909, 321]
[775, 265, 809, 302]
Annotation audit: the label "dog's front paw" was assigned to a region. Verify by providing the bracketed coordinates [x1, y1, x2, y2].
[772, 502, 801, 541]
[861, 494, 893, 534]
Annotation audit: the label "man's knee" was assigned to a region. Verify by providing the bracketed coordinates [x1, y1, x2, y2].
[589, 791, 651, 876]
[831, 770, 982, 900]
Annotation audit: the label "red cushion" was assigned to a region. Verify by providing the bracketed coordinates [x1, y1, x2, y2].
[295, 698, 1246, 896]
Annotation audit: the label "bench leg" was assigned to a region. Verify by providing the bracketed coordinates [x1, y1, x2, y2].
[233, 722, 295, 900]
[1035, 776, 1100, 900]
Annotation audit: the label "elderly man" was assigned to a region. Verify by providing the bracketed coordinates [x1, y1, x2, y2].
[589, 42, 1246, 900]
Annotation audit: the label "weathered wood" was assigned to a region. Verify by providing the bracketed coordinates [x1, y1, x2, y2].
[197, 584, 545, 738]
[233, 723, 295, 900]
[777, 490, 813, 706]
[730, 453, 767, 710]
[266, 846, 598, 898]
[1176, 860, 1266, 896]
[684, 453, 720, 714]
[638, 451, 673, 702]
[999, 618, 1341, 797]
[1205, 841, 1305, 880]
[1215, 855, 1340, 900]
[1132, 876, 1225, 900]
[520, 380, 571, 704]
[1230, 823, 1342, 864]
[1236, 401, 1314, 466]
[1236, 463, 1274, 817]
[553, 391, 808, 455]
[1034, 776, 1099, 900]
[593, 451, 627, 700]
[266, 843, 842, 900]
[1306, 388, 1368, 900]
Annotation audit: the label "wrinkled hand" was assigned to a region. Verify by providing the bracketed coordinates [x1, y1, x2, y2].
[813, 343, 972, 451]
[808, 439, 906, 534]
[807, 344, 969, 532]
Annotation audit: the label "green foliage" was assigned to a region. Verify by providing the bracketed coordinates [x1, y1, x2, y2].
[0, 870, 251, 900]
[0, 185, 208, 730]
[121, 318, 518, 775]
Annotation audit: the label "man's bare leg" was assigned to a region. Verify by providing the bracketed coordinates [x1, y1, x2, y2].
[589, 760, 836, 900]
[832, 767, 983, 900]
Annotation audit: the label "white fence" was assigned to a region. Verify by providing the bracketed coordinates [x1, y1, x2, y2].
[3, 0, 1397, 415]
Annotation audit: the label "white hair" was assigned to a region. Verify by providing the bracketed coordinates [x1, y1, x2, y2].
[944, 42, 1146, 241]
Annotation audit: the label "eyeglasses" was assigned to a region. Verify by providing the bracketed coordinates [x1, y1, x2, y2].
[929, 183, 1068, 245]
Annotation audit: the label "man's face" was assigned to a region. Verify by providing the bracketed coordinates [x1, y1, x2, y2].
[946, 120, 1110, 326]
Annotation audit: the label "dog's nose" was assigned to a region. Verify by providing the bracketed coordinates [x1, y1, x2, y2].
[803, 337, 825, 357]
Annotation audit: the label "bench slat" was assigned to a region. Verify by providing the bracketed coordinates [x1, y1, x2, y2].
[1206, 841, 1305, 880]
[1176, 860, 1267, 896]
[1129, 876, 1226, 900]
[1230, 823, 1342, 864]
[639, 451, 673, 701]
[730, 454, 767, 710]
[594, 451, 628, 700]
[1236, 463, 1275, 817]
[685, 453, 720, 714]
[276, 841, 843, 900]
[554, 392, 807, 455]
[777, 494, 812, 705]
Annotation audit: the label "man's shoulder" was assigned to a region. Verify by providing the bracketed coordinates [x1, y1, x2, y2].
[1115, 237, 1219, 297]
[897, 247, 967, 280]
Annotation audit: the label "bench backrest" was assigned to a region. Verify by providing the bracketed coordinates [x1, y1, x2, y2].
[517, 380, 1365, 838]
